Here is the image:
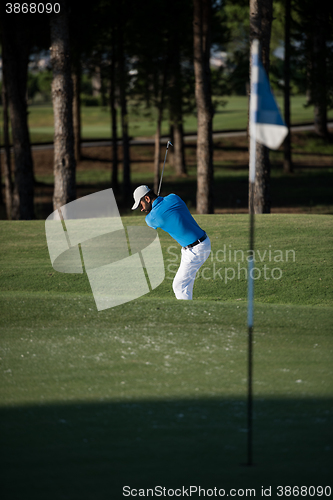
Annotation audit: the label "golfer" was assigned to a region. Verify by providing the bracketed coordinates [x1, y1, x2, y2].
[132, 185, 211, 300]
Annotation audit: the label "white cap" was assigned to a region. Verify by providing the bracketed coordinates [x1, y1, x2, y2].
[131, 185, 151, 210]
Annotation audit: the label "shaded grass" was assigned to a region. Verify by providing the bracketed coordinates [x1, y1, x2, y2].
[32, 163, 333, 218]
[156, 165, 333, 214]
[25, 131, 332, 220]
[1, 397, 332, 499]
[1, 130, 332, 221]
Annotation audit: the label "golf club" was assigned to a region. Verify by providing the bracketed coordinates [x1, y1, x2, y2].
[157, 141, 173, 196]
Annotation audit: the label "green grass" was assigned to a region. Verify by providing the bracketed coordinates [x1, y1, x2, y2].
[2, 95, 332, 144]
[1, 215, 332, 306]
[0, 216, 332, 499]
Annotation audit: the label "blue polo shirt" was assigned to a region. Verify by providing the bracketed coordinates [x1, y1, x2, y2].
[145, 194, 205, 247]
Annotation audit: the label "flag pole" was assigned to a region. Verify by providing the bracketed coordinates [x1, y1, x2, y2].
[247, 183, 255, 467]
[246, 37, 288, 467]
[247, 38, 259, 467]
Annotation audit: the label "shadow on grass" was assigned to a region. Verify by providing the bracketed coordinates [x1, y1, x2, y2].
[1, 398, 332, 499]
[30, 166, 333, 220]
[162, 168, 333, 212]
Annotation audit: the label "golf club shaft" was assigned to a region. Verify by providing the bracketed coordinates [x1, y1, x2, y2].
[157, 141, 173, 196]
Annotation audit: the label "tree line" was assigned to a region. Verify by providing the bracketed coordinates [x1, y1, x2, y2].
[0, 0, 332, 219]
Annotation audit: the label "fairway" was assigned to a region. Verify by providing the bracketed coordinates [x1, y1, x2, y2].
[0, 215, 332, 499]
[2, 95, 332, 144]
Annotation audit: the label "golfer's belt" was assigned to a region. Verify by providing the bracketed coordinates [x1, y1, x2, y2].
[183, 233, 207, 250]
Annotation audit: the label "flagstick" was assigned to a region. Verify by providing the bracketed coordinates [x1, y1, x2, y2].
[247, 182, 255, 467]
[246, 37, 287, 467]
[247, 38, 259, 467]
[247, 156, 255, 467]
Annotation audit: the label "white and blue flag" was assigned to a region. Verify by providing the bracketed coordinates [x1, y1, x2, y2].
[248, 39, 288, 328]
[249, 39, 288, 182]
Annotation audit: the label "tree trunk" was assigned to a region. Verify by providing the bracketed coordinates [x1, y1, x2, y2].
[193, 0, 214, 214]
[0, 155, 2, 210]
[169, 28, 186, 177]
[120, 87, 130, 200]
[154, 111, 162, 195]
[1, 71, 14, 219]
[110, 29, 119, 191]
[173, 120, 187, 177]
[0, 113, 3, 207]
[1, 67, 13, 211]
[249, 0, 273, 214]
[305, 42, 312, 105]
[1, 16, 34, 220]
[92, 65, 102, 97]
[72, 61, 81, 163]
[283, 0, 293, 174]
[169, 60, 186, 177]
[50, 0, 76, 211]
[312, 7, 329, 138]
[153, 52, 169, 195]
[117, 15, 131, 200]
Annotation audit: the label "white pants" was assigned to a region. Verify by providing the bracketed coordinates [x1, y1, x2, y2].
[172, 236, 211, 300]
